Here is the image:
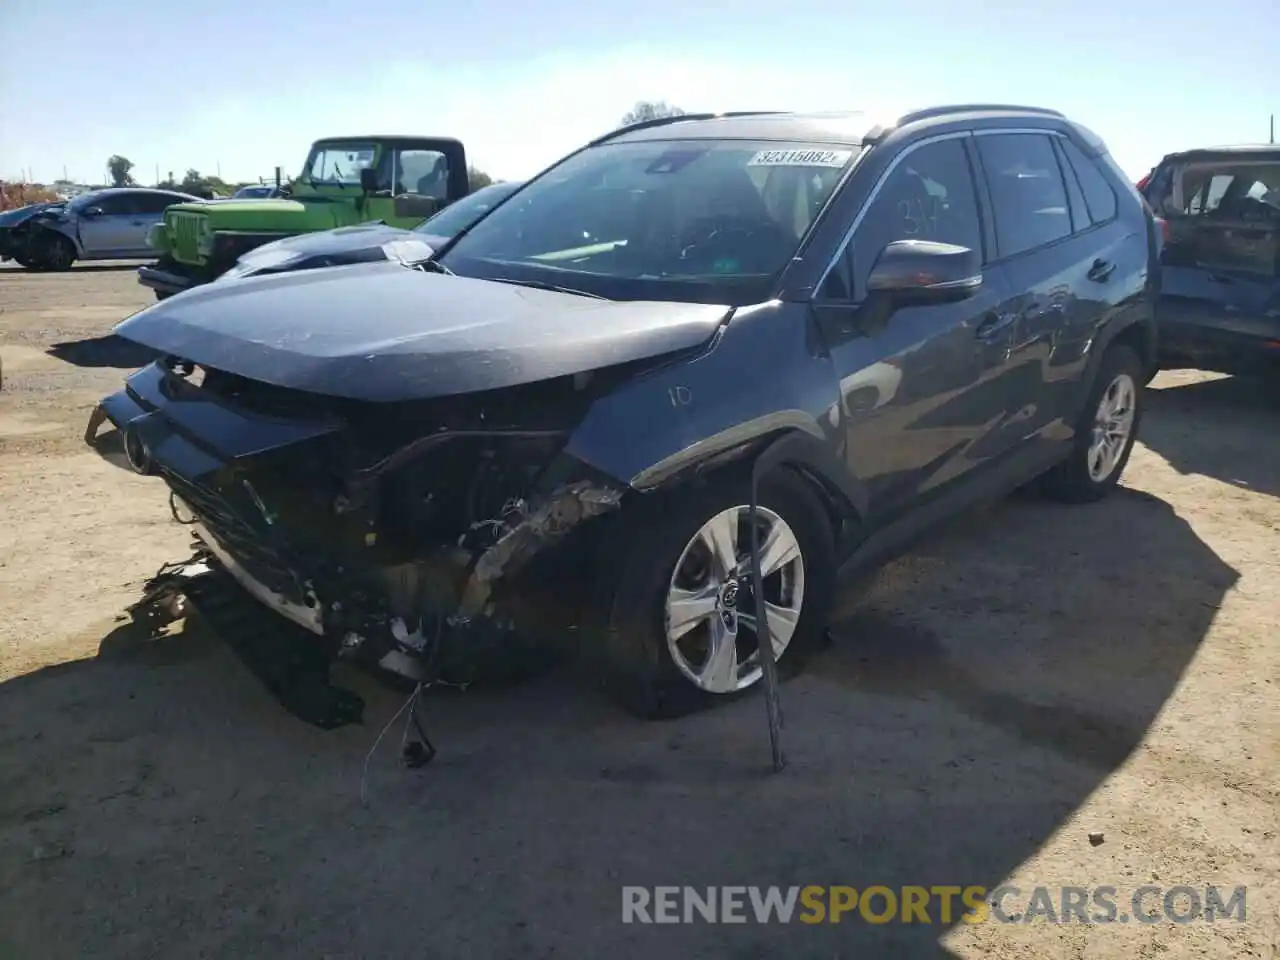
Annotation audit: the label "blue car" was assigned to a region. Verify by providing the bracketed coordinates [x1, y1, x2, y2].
[1140, 144, 1280, 376]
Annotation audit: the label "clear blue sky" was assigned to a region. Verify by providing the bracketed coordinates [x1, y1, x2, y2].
[2, 0, 1275, 185]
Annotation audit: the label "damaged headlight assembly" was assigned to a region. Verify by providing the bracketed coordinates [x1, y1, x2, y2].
[86, 356, 632, 737]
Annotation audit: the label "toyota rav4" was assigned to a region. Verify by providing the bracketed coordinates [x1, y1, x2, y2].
[88, 105, 1159, 721]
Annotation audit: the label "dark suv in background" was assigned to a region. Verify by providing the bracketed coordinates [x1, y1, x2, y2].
[89, 104, 1159, 721]
[1140, 144, 1280, 375]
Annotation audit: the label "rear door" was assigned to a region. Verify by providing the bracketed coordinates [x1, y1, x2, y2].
[1148, 153, 1280, 369]
[971, 130, 1132, 448]
[127, 192, 185, 255]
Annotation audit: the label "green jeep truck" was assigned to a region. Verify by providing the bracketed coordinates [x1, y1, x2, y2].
[138, 135, 469, 299]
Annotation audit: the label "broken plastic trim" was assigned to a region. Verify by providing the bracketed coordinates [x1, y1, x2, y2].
[454, 480, 624, 619]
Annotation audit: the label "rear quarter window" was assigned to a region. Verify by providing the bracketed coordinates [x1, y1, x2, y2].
[1058, 138, 1118, 224]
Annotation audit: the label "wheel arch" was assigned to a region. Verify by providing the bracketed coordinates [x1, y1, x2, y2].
[1080, 313, 1156, 409]
[634, 427, 867, 549]
[31, 220, 84, 258]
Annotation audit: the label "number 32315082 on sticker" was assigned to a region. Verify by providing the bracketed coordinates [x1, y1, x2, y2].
[747, 149, 853, 167]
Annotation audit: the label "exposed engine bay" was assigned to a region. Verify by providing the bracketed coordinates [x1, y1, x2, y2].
[87, 354, 630, 697]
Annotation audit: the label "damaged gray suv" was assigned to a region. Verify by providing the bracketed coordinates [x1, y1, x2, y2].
[88, 106, 1159, 720]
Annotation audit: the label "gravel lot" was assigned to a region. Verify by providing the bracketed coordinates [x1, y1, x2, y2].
[0, 263, 1276, 959]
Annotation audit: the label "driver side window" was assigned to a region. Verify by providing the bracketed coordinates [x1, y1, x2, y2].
[822, 138, 982, 301]
[392, 149, 449, 198]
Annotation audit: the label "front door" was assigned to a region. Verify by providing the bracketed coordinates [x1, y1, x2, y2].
[815, 133, 1019, 526]
[76, 193, 141, 257]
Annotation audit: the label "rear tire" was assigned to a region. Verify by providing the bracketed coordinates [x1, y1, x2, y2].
[592, 468, 836, 719]
[1041, 344, 1144, 503]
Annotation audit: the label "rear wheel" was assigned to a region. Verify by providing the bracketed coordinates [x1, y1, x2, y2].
[1041, 344, 1143, 503]
[594, 469, 836, 719]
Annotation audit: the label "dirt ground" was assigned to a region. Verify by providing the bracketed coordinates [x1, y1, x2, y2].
[0, 263, 1276, 960]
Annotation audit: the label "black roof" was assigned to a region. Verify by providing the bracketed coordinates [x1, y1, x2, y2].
[1164, 143, 1280, 160]
[310, 135, 464, 147]
[599, 104, 1074, 147]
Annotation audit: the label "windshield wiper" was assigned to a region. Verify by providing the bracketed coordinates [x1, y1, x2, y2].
[416, 259, 454, 275]
[487, 276, 610, 300]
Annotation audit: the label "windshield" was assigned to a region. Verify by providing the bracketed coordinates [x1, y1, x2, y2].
[412, 182, 522, 238]
[303, 142, 376, 186]
[438, 139, 859, 304]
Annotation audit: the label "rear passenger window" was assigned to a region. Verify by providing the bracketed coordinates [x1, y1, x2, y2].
[833, 138, 982, 299]
[976, 133, 1071, 258]
[1058, 138, 1117, 224]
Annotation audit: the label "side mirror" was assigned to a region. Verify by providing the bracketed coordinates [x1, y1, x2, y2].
[393, 195, 444, 220]
[359, 167, 379, 193]
[82, 205, 105, 218]
[866, 239, 982, 305]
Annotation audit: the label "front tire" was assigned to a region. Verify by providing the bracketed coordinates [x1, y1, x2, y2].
[34, 233, 75, 271]
[594, 468, 836, 719]
[1041, 344, 1144, 503]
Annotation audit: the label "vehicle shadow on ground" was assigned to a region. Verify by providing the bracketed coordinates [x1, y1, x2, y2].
[47, 335, 161, 369]
[1143, 373, 1280, 499]
[0, 485, 1236, 959]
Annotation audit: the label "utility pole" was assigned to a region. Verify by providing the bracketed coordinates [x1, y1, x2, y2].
[1270, 113, 1275, 144]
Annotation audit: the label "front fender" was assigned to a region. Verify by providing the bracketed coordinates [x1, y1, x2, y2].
[562, 300, 865, 515]
[31, 217, 85, 257]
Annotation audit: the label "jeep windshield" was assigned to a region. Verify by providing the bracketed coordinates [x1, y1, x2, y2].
[302, 142, 377, 186]
[437, 139, 861, 305]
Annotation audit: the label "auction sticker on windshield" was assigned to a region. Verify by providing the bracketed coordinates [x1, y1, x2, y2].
[748, 149, 852, 167]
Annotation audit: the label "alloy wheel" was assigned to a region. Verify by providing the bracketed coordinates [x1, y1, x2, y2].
[1087, 372, 1136, 482]
[664, 505, 806, 694]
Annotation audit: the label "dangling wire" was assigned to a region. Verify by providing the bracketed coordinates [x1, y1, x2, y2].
[359, 683, 423, 806]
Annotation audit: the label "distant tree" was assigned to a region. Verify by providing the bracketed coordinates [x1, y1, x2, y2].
[467, 165, 493, 191]
[107, 155, 136, 187]
[619, 100, 687, 126]
[176, 169, 233, 198]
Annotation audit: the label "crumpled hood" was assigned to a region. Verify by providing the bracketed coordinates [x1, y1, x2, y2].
[0, 202, 64, 228]
[114, 261, 729, 402]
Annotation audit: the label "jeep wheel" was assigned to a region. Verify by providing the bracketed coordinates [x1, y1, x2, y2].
[1041, 344, 1144, 503]
[596, 469, 836, 719]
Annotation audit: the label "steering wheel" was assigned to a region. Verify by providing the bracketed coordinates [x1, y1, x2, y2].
[675, 213, 791, 273]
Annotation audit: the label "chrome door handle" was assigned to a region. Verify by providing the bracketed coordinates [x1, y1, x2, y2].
[1087, 258, 1116, 283]
[975, 311, 1018, 340]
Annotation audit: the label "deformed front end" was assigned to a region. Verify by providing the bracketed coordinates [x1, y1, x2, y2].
[86, 355, 628, 684]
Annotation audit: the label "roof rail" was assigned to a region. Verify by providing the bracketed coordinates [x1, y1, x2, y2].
[895, 104, 1066, 126]
[589, 110, 790, 146]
